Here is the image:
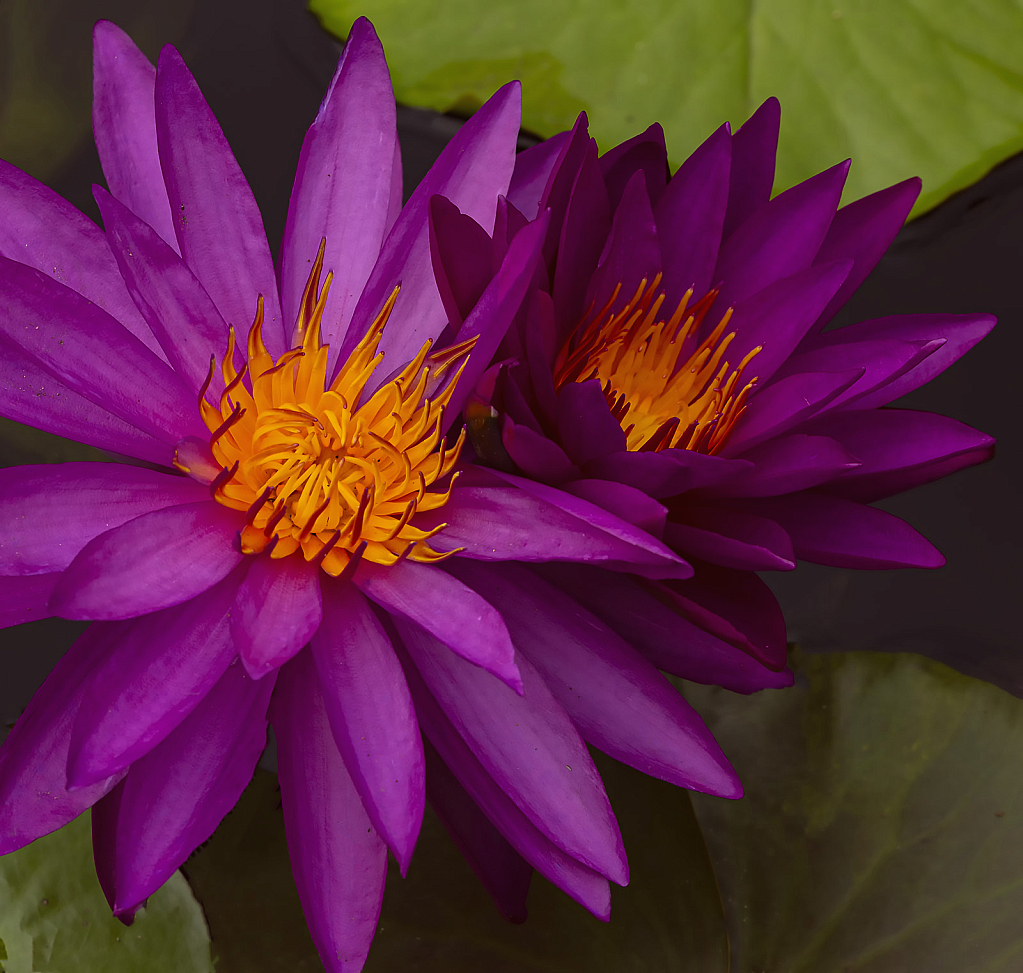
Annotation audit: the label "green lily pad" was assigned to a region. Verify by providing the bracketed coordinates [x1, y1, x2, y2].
[687, 650, 1023, 973]
[311, 0, 1023, 215]
[0, 812, 214, 973]
[185, 755, 727, 972]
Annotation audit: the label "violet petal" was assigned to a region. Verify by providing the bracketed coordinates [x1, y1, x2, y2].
[712, 433, 861, 497]
[664, 503, 795, 571]
[722, 98, 780, 240]
[0, 573, 60, 629]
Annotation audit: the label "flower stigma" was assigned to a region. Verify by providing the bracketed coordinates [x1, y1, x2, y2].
[553, 275, 761, 454]
[185, 241, 473, 576]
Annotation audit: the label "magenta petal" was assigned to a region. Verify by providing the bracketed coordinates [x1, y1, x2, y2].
[503, 416, 579, 483]
[0, 573, 60, 629]
[424, 466, 692, 578]
[429, 195, 495, 330]
[556, 378, 628, 465]
[564, 479, 667, 536]
[662, 563, 788, 670]
[450, 560, 742, 798]
[729, 492, 945, 569]
[342, 82, 521, 374]
[0, 624, 123, 854]
[401, 650, 612, 917]
[584, 170, 661, 318]
[0, 463, 207, 575]
[664, 504, 795, 571]
[722, 368, 864, 455]
[598, 123, 669, 210]
[280, 18, 397, 357]
[155, 46, 284, 355]
[96, 187, 232, 393]
[91, 780, 128, 917]
[96, 660, 274, 915]
[654, 123, 730, 304]
[423, 740, 532, 922]
[232, 556, 322, 680]
[713, 434, 861, 497]
[722, 98, 780, 239]
[272, 649, 388, 973]
[355, 559, 520, 691]
[585, 447, 749, 498]
[807, 312, 997, 409]
[92, 21, 177, 250]
[0, 340, 172, 465]
[444, 214, 549, 419]
[396, 616, 628, 886]
[534, 563, 793, 694]
[311, 581, 424, 874]
[808, 177, 921, 332]
[0, 161, 162, 357]
[715, 160, 849, 311]
[508, 131, 572, 219]
[52, 500, 244, 621]
[66, 569, 243, 787]
[0, 254, 200, 442]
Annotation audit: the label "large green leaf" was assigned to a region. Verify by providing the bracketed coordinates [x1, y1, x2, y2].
[0, 812, 214, 973]
[185, 755, 727, 972]
[687, 650, 1023, 972]
[311, 0, 1023, 215]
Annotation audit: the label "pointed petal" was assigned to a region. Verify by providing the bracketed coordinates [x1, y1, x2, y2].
[0, 624, 123, 854]
[355, 559, 520, 691]
[96, 660, 274, 915]
[508, 131, 572, 219]
[397, 638, 615, 917]
[585, 447, 749, 498]
[92, 21, 177, 249]
[232, 556, 322, 679]
[95, 187, 231, 392]
[664, 504, 795, 571]
[502, 416, 579, 483]
[272, 649, 388, 973]
[429, 195, 495, 331]
[722, 98, 779, 239]
[342, 83, 521, 373]
[535, 563, 793, 693]
[808, 177, 920, 332]
[422, 466, 692, 578]
[280, 18, 397, 355]
[563, 479, 667, 536]
[66, 569, 244, 787]
[155, 46, 284, 354]
[424, 740, 532, 921]
[0, 254, 200, 442]
[312, 580, 424, 874]
[655, 123, 730, 304]
[0, 340, 171, 464]
[448, 560, 741, 798]
[728, 493, 945, 569]
[0, 161, 162, 356]
[52, 500, 245, 621]
[599, 123, 669, 210]
[715, 160, 849, 311]
[556, 378, 627, 466]
[714, 434, 861, 497]
[395, 616, 628, 885]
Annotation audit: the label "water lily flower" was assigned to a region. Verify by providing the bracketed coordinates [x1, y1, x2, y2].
[458, 105, 995, 679]
[0, 20, 744, 971]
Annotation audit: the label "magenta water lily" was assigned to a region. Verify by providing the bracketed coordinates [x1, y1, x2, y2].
[459, 105, 995, 671]
[0, 20, 745, 972]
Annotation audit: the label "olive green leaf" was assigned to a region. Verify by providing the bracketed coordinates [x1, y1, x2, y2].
[687, 650, 1023, 973]
[0, 812, 214, 973]
[311, 0, 1023, 215]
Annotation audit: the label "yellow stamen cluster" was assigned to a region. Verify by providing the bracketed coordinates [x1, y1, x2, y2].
[553, 274, 761, 454]
[190, 242, 472, 576]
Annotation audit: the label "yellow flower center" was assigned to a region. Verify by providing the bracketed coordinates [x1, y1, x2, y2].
[187, 242, 472, 576]
[553, 274, 761, 454]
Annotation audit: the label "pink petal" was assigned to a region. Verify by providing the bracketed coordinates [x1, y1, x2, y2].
[0, 573, 60, 629]
[232, 555, 323, 679]
[272, 649, 388, 973]
[312, 580, 424, 874]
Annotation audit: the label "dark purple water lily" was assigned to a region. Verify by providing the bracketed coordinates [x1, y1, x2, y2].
[452, 105, 995, 679]
[0, 21, 743, 972]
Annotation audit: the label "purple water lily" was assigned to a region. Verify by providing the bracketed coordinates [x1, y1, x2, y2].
[453, 105, 995, 677]
[0, 20, 752, 971]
